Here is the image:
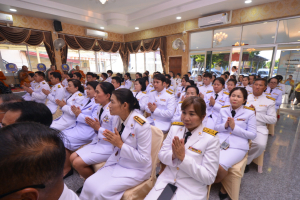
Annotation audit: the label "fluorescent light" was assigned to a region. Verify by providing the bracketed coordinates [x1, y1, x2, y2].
[9, 8, 17, 12]
[176, 16, 181, 20]
[100, 27, 104, 30]
[135, 27, 139, 30]
[272, 36, 275, 38]
[245, 0, 252, 3]
[298, 40, 300, 41]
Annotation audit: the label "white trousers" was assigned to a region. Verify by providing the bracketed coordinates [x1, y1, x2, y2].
[247, 131, 268, 165]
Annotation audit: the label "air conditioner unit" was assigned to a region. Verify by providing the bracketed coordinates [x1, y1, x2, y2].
[85, 29, 108, 39]
[0, 13, 13, 25]
[198, 13, 230, 28]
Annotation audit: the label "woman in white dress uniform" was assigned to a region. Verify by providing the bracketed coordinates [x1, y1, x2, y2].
[80, 89, 152, 200]
[145, 96, 220, 200]
[214, 87, 257, 200]
[241, 76, 253, 94]
[50, 79, 85, 131]
[70, 82, 116, 179]
[223, 78, 237, 94]
[124, 72, 133, 89]
[133, 78, 148, 114]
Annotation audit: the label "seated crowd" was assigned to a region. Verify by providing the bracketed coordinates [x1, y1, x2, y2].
[0, 67, 285, 200]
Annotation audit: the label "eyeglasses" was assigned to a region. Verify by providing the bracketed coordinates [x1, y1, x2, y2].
[0, 184, 45, 199]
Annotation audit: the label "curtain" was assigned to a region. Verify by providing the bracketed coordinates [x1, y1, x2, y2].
[0, 26, 56, 65]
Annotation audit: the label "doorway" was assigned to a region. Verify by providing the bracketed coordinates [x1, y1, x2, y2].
[169, 56, 182, 76]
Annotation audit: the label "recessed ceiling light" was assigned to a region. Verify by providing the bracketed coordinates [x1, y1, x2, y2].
[135, 27, 139, 30]
[298, 40, 300, 41]
[196, 47, 198, 48]
[272, 36, 275, 38]
[176, 16, 181, 20]
[9, 8, 17, 12]
[100, 27, 104, 30]
[245, 0, 252, 3]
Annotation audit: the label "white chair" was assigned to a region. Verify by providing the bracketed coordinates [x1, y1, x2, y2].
[282, 85, 291, 104]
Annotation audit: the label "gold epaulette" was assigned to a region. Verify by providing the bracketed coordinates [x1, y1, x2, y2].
[142, 91, 147, 94]
[168, 88, 174, 92]
[206, 90, 213, 94]
[203, 127, 218, 136]
[151, 89, 155, 92]
[150, 85, 153, 87]
[266, 96, 276, 101]
[244, 106, 255, 111]
[166, 90, 173, 95]
[222, 105, 230, 108]
[78, 93, 83, 96]
[172, 122, 184, 126]
[223, 91, 229, 95]
[134, 116, 145, 126]
[58, 85, 61, 88]
[179, 101, 183, 104]
[278, 88, 283, 91]
[42, 82, 45, 84]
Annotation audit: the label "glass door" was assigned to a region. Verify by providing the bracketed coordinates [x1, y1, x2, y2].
[190, 51, 205, 78]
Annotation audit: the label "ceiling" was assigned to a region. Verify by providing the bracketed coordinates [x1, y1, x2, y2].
[0, 0, 280, 34]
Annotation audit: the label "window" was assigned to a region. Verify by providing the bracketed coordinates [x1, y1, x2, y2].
[129, 51, 163, 73]
[213, 27, 241, 48]
[190, 31, 213, 50]
[277, 17, 300, 43]
[128, 54, 136, 72]
[67, 49, 80, 70]
[27, 45, 52, 72]
[79, 50, 96, 73]
[146, 52, 155, 74]
[111, 52, 123, 73]
[136, 53, 145, 72]
[155, 51, 163, 72]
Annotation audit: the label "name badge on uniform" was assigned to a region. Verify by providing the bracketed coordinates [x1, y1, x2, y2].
[237, 118, 245, 121]
[259, 105, 267, 107]
[130, 133, 135, 137]
[103, 115, 109, 122]
[72, 99, 75, 101]
[160, 99, 166, 102]
[219, 100, 224, 103]
[188, 146, 202, 154]
[274, 93, 278, 95]
[220, 141, 230, 150]
[88, 108, 92, 110]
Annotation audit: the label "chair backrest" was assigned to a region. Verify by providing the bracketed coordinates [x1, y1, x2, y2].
[149, 126, 164, 183]
[285, 85, 292, 94]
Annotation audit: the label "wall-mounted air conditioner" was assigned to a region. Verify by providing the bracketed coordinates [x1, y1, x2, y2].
[0, 13, 13, 25]
[198, 13, 230, 28]
[85, 29, 108, 39]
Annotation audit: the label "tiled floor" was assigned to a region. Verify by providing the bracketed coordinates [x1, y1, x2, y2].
[64, 109, 300, 200]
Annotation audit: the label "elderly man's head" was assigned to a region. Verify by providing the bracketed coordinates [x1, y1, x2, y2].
[22, 65, 28, 71]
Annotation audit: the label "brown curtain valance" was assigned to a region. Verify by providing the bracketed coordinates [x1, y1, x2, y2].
[0, 26, 56, 65]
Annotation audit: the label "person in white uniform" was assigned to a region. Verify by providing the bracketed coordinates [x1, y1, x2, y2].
[265, 77, 283, 111]
[241, 76, 253, 94]
[171, 85, 199, 122]
[165, 74, 175, 91]
[80, 89, 152, 200]
[124, 72, 133, 89]
[106, 70, 113, 83]
[175, 73, 182, 87]
[50, 79, 85, 131]
[111, 76, 125, 90]
[175, 76, 189, 101]
[198, 73, 213, 98]
[133, 78, 148, 114]
[204, 77, 230, 129]
[237, 75, 243, 87]
[42, 72, 65, 114]
[145, 96, 219, 200]
[224, 78, 237, 94]
[178, 80, 193, 102]
[70, 82, 116, 179]
[245, 78, 277, 172]
[144, 77, 154, 94]
[101, 73, 109, 82]
[61, 71, 69, 87]
[146, 74, 176, 133]
[214, 87, 257, 199]
[22, 73, 36, 101]
[22, 71, 50, 104]
[169, 71, 177, 89]
[275, 75, 286, 92]
[0, 122, 79, 200]
[196, 74, 203, 87]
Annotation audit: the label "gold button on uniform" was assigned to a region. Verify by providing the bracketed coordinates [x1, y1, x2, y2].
[177, 167, 179, 170]
[174, 179, 176, 182]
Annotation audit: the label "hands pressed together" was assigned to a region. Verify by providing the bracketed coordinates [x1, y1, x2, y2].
[225, 117, 235, 130]
[56, 99, 67, 108]
[103, 128, 124, 149]
[148, 102, 157, 113]
[85, 117, 100, 131]
[23, 85, 33, 94]
[42, 89, 50, 95]
[71, 105, 81, 117]
[209, 96, 215, 106]
[172, 136, 185, 161]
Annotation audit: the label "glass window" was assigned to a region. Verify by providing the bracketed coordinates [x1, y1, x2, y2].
[0, 43, 30, 73]
[240, 47, 275, 78]
[111, 52, 123, 73]
[27, 45, 51, 72]
[242, 21, 277, 45]
[211, 50, 231, 76]
[230, 47, 241, 74]
[136, 53, 145, 73]
[67, 49, 80, 71]
[190, 51, 205, 78]
[128, 54, 136, 72]
[146, 52, 155, 74]
[155, 51, 163, 72]
[213, 27, 241, 48]
[277, 17, 300, 43]
[79, 50, 96, 73]
[190, 31, 213, 50]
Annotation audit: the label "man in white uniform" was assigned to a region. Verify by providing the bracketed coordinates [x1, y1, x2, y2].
[245, 78, 277, 172]
[23, 71, 50, 104]
[196, 75, 203, 87]
[111, 77, 125, 90]
[199, 73, 213, 98]
[265, 77, 283, 111]
[106, 70, 113, 83]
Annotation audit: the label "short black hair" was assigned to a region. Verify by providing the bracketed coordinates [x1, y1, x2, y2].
[68, 73, 73, 78]
[68, 79, 84, 93]
[153, 74, 166, 83]
[125, 73, 131, 80]
[230, 87, 248, 105]
[185, 85, 199, 95]
[188, 80, 195, 86]
[224, 71, 230, 76]
[227, 78, 237, 85]
[221, 74, 228, 79]
[101, 73, 108, 79]
[35, 71, 45, 79]
[187, 72, 191, 75]
[50, 72, 62, 81]
[4, 101, 53, 127]
[135, 78, 146, 91]
[176, 73, 181, 77]
[112, 76, 122, 86]
[28, 73, 34, 78]
[73, 72, 82, 80]
[136, 73, 142, 79]
[0, 122, 65, 195]
[107, 70, 113, 75]
[165, 74, 171, 79]
[254, 78, 267, 86]
[92, 73, 98, 78]
[113, 89, 140, 111]
[86, 72, 94, 77]
[213, 77, 225, 86]
[275, 75, 283, 81]
[203, 73, 212, 79]
[165, 79, 171, 88]
[86, 81, 99, 90]
[232, 66, 237, 70]
[0, 94, 24, 103]
[182, 76, 189, 82]
[268, 77, 279, 84]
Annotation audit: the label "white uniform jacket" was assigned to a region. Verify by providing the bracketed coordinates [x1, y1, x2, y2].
[90, 102, 117, 155]
[204, 90, 230, 120]
[146, 84, 154, 94]
[264, 86, 283, 110]
[22, 81, 38, 101]
[277, 83, 285, 92]
[62, 79, 68, 87]
[198, 84, 213, 96]
[145, 88, 176, 132]
[31, 80, 50, 104]
[196, 81, 203, 88]
[171, 101, 183, 123]
[51, 91, 85, 130]
[240, 85, 253, 94]
[106, 76, 112, 83]
[46, 83, 65, 114]
[133, 91, 148, 114]
[215, 105, 257, 151]
[115, 85, 125, 90]
[124, 79, 132, 89]
[175, 86, 185, 100]
[246, 94, 277, 135]
[237, 82, 242, 87]
[149, 124, 219, 200]
[104, 110, 152, 181]
[170, 77, 177, 89]
[63, 97, 99, 143]
[175, 78, 181, 86]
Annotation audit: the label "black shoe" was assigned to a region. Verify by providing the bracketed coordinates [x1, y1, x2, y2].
[63, 168, 73, 179]
[219, 191, 228, 200]
[244, 165, 250, 173]
[76, 186, 83, 194]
